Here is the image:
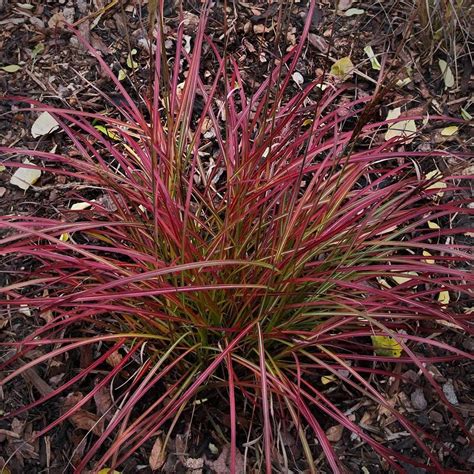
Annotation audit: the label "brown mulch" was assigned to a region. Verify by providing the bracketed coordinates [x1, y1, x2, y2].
[0, 1, 472, 472]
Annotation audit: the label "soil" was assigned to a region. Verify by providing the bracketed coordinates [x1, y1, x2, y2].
[0, 1, 472, 473]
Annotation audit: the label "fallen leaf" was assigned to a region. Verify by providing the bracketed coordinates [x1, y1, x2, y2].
[106, 351, 122, 367]
[70, 410, 103, 435]
[308, 33, 329, 52]
[48, 12, 66, 29]
[440, 125, 458, 136]
[70, 202, 92, 211]
[325, 424, 344, 442]
[371, 335, 403, 357]
[345, 8, 365, 16]
[292, 71, 304, 86]
[392, 271, 418, 285]
[427, 220, 440, 230]
[321, 375, 336, 385]
[149, 435, 166, 470]
[94, 124, 120, 140]
[10, 160, 41, 190]
[396, 77, 412, 87]
[330, 57, 354, 79]
[425, 170, 447, 196]
[363, 45, 381, 71]
[118, 69, 127, 81]
[438, 59, 454, 89]
[438, 289, 450, 305]
[31, 112, 59, 138]
[94, 385, 112, 417]
[460, 107, 472, 121]
[385, 108, 417, 141]
[98, 469, 121, 474]
[1, 64, 21, 73]
[31, 42, 45, 59]
[59, 233, 69, 242]
[422, 251, 435, 264]
[126, 49, 139, 69]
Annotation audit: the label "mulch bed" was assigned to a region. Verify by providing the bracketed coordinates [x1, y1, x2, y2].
[0, 1, 472, 472]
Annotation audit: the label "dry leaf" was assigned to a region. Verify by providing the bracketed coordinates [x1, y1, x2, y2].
[363, 45, 381, 71]
[308, 33, 329, 52]
[292, 71, 304, 86]
[440, 125, 458, 136]
[1, 64, 21, 73]
[345, 8, 365, 16]
[149, 435, 166, 470]
[321, 375, 336, 385]
[118, 69, 126, 81]
[422, 251, 434, 264]
[438, 289, 450, 305]
[94, 386, 112, 417]
[126, 49, 139, 69]
[70, 202, 92, 211]
[392, 271, 418, 285]
[425, 170, 447, 196]
[106, 351, 123, 367]
[325, 424, 344, 442]
[438, 59, 454, 89]
[330, 57, 354, 79]
[10, 160, 41, 190]
[371, 335, 403, 357]
[70, 410, 103, 435]
[31, 112, 59, 138]
[385, 108, 416, 142]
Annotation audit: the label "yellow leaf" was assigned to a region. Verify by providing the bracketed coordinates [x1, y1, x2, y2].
[392, 271, 418, 285]
[59, 233, 69, 242]
[98, 470, 121, 474]
[321, 375, 336, 385]
[427, 220, 440, 230]
[371, 335, 402, 357]
[118, 69, 127, 81]
[126, 49, 139, 69]
[363, 45, 381, 71]
[438, 59, 454, 89]
[330, 57, 354, 79]
[94, 125, 120, 140]
[1, 64, 21, 73]
[396, 77, 412, 87]
[425, 170, 447, 195]
[422, 251, 434, 264]
[440, 125, 459, 136]
[438, 289, 450, 305]
[385, 107, 417, 142]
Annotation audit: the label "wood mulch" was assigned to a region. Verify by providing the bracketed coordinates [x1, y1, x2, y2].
[0, 1, 472, 472]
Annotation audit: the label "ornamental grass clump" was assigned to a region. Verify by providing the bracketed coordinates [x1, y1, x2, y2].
[0, 1, 472, 472]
